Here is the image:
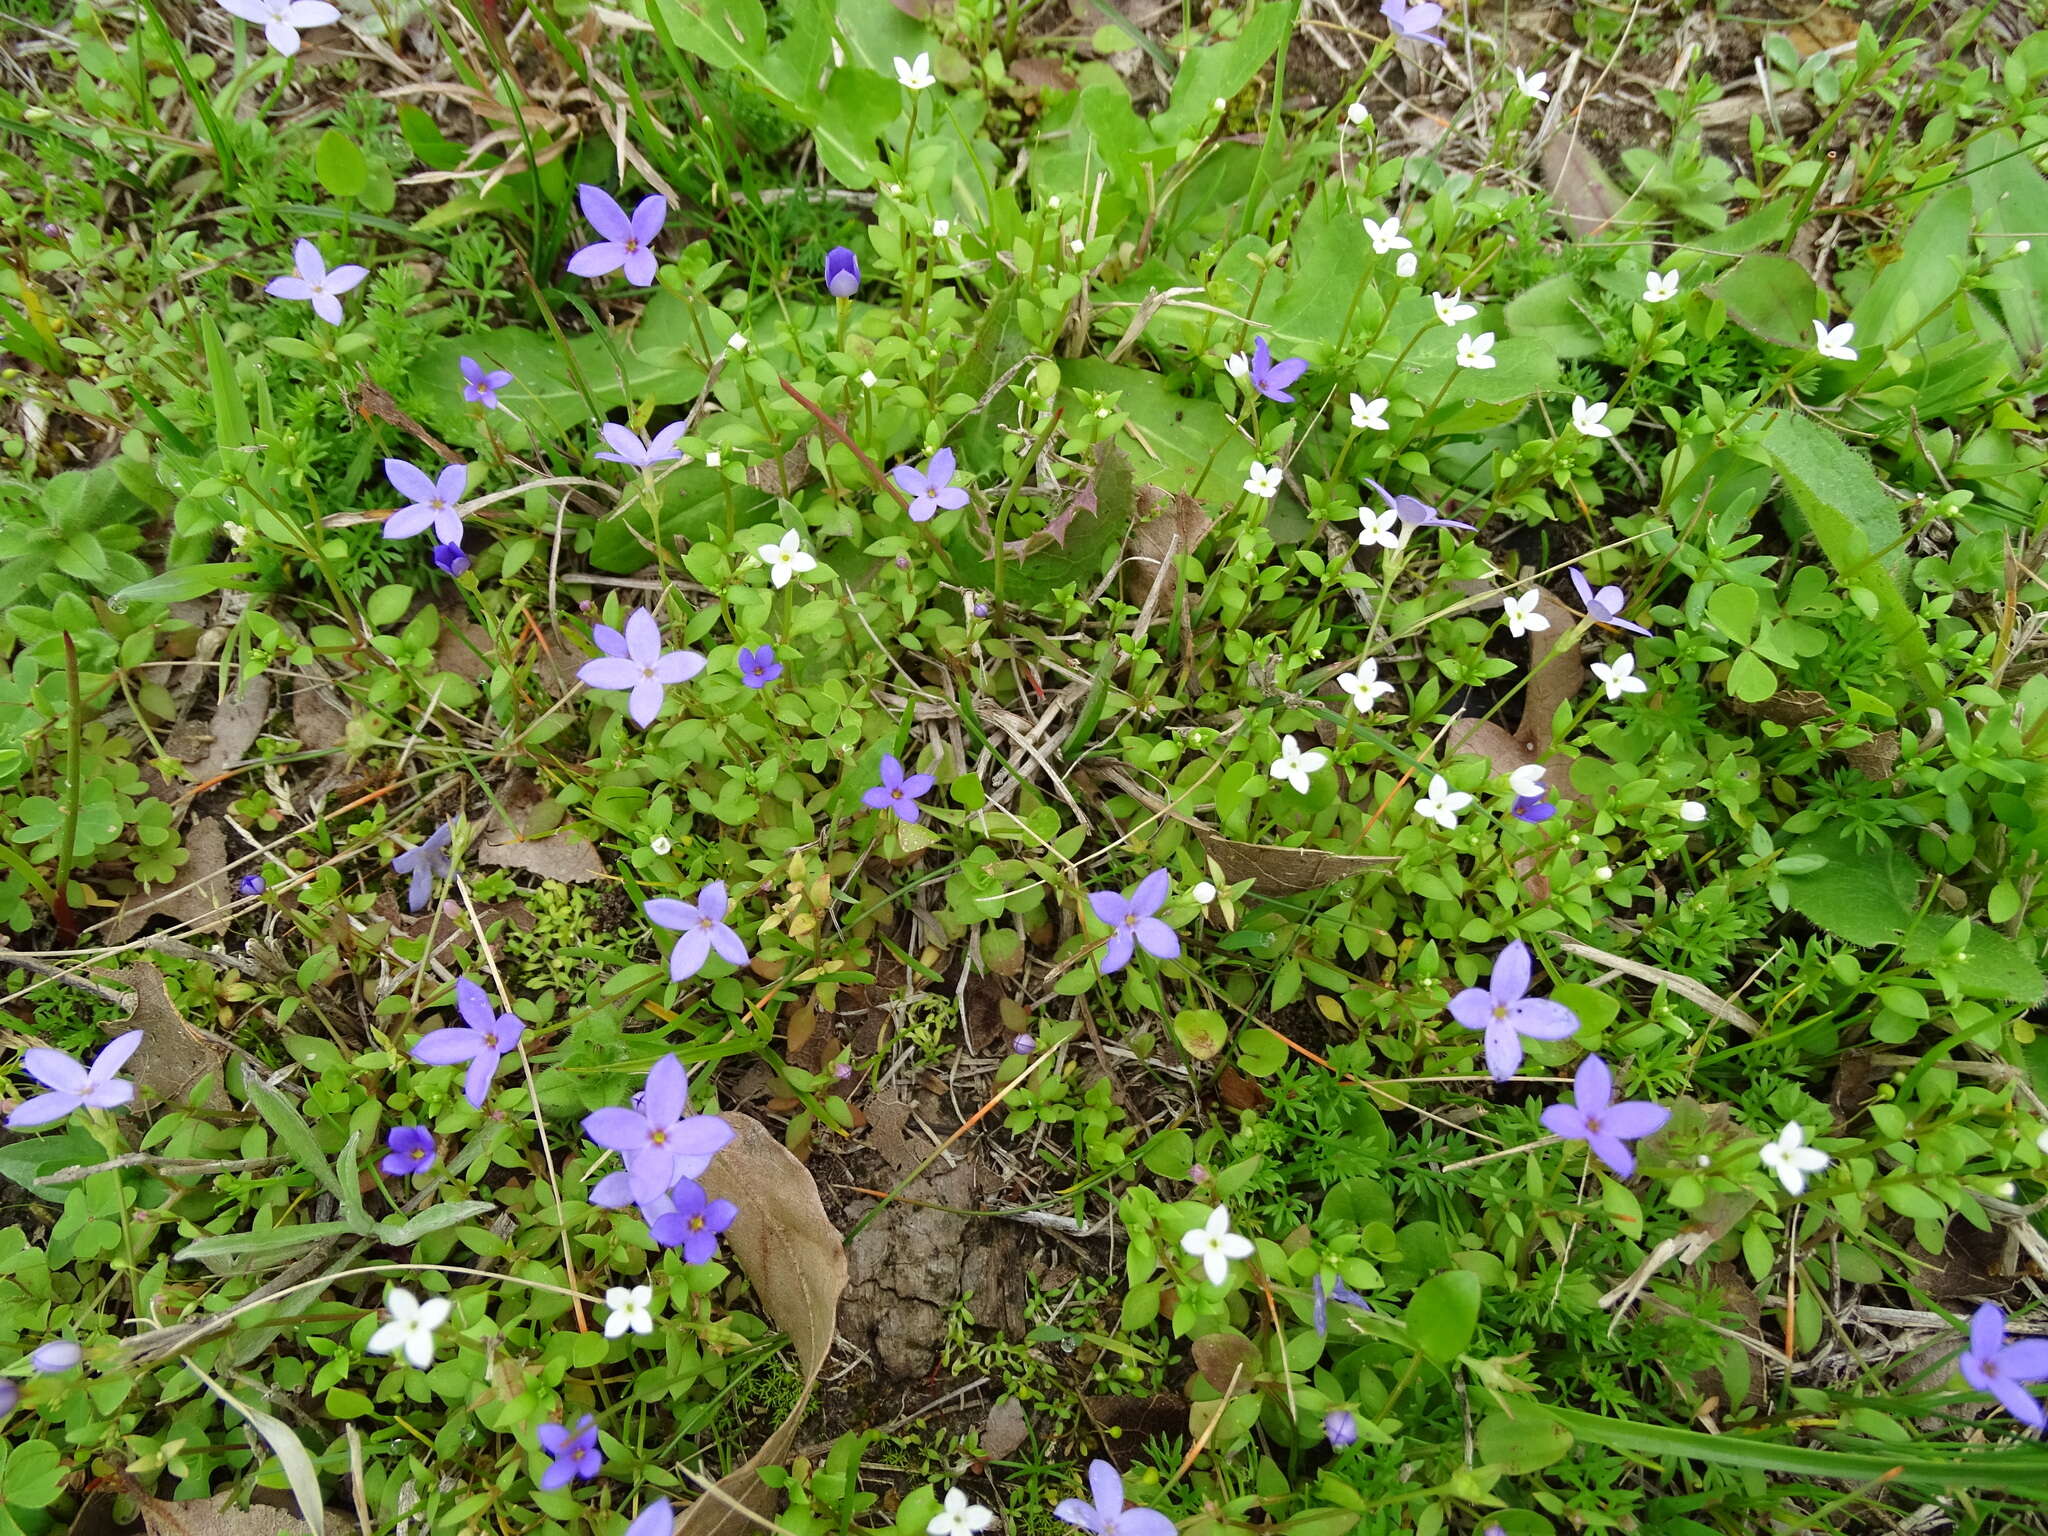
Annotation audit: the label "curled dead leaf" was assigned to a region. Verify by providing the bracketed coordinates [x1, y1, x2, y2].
[119, 960, 228, 1110]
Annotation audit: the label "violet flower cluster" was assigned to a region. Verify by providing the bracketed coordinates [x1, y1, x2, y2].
[585, 1054, 739, 1260]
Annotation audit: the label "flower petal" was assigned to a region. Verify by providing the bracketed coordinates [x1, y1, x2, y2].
[578, 183, 633, 241]
[1086, 1461, 1123, 1520]
[926, 446, 957, 484]
[455, 977, 496, 1032]
[21, 1048, 89, 1095]
[1128, 867, 1171, 918]
[1482, 1025, 1522, 1083]
[578, 657, 643, 691]
[630, 194, 669, 244]
[567, 242, 626, 278]
[1586, 1133, 1635, 1179]
[411, 1028, 482, 1066]
[1600, 1101, 1671, 1140]
[628, 679, 665, 728]
[709, 923, 750, 967]
[1491, 940, 1531, 1002]
[642, 1054, 689, 1125]
[624, 608, 662, 665]
[584, 1106, 653, 1153]
[1133, 916, 1180, 961]
[1574, 1053, 1614, 1112]
[670, 927, 712, 981]
[1099, 929, 1135, 974]
[5, 1091, 85, 1129]
[1505, 998, 1580, 1041]
[1538, 1104, 1585, 1141]
[643, 899, 697, 932]
[1445, 988, 1496, 1032]
[384, 458, 438, 504]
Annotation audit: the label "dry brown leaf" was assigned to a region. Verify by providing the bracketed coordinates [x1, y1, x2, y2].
[1537, 133, 1625, 239]
[136, 1492, 324, 1536]
[1216, 1065, 1268, 1111]
[476, 785, 606, 885]
[1515, 588, 1585, 752]
[289, 676, 351, 751]
[745, 432, 818, 497]
[981, 1395, 1029, 1460]
[677, 1113, 848, 1536]
[107, 816, 231, 943]
[119, 961, 228, 1109]
[1007, 56, 1078, 97]
[1194, 829, 1395, 897]
[162, 674, 272, 789]
[1123, 489, 1212, 634]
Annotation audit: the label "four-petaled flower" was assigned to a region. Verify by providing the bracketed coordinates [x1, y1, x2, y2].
[1088, 869, 1179, 975]
[894, 52, 935, 90]
[391, 820, 455, 913]
[1759, 1121, 1830, 1196]
[1501, 590, 1548, 638]
[460, 356, 513, 411]
[891, 448, 971, 522]
[928, 1488, 996, 1536]
[380, 1125, 437, 1177]
[1455, 331, 1497, 369]
[1432, 292, 1477, 326]
[366, 1287, 450, 1369]
[1642, 269, 1680, 304]
[737, 644, 782, 688]
[596, 422, 690, 468]
[1448, 939, 1580, 1082]
[568, 185, 667, 287]
[1361, 216, 1411, 255]
[1515, 67, 1551, 101]
[1591, 653, 1648, 701]
[864, 753, 935, 825]
[1180, 1205, 1255, 1286]
[1337, 658, 1395, 712]
[649, 1178, 739, 1262]
[604, 1284, 655, 1338]
[6, 1030, 142, 1129]
[216, 0, 340, 56]
[1324, 1409, 1360, 1448]
[1571, 396, 1613, 437]
[1540, 1054, 1670, 1179]
[1380, 0, 1445, 45]
[412, 978, 525, 1110]
[1358, 506, 1402, 549]
[647, 882, 750, 982]
[1348, 393, 1389, 430]
[1269, 734, 1328, 794]
[383, 458, 468, 545]
[1414, 774, 1474, 830]
[1363, 478, 1475, 534]
[1245, 336, 1307, 403]
[1814, 319, 1859, 361]
[760, 529, 817, 589]
[1568, 567, 1653, 636]
[265, 239, 365, 324]
[1054, 1461, 1175, 1536]
[824, 246, 861, 298]
[578, 608, 707, 728]
[1958, 1303, 2048, 1430]
[538, 1415, 603, 1490]
[584, 1054, 736, 1205]
[1243, 461, 1283, 499]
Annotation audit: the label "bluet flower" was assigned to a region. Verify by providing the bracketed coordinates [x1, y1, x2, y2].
[6, 1030, 142, 1128]
[1448, 940, 1580, 1081]
[568, 185, 666, 287]
[1540, 1054, 1669, 1179]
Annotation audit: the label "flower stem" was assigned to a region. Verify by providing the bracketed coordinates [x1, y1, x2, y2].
[52, 631, 84, 943]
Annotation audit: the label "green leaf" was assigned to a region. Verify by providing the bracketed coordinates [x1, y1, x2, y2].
[174, 1222, 357, 1264]
[314, 128, 369, 200]
[185, 1357, 329, 1535]
[1851, 184, 1972, 350]
[1476, 1411, 1574, 1473]
[109, 562, 258, 610]
[1404, 1269, 1481, 1364]
[1705, 583, 1758, 644]
[0, 1124, 103, 1195]
[1155, 1, 1294, 144]
[236, 1059, 347, 1206]
[1899, 921, 2046, 1004]
[1709, 253, 1820, 348]
[375, 1199, 497, 1245]
[1173, 1009, 1227, 1062]
[1503, 273, 1602, 359]
[1727, 649, 1778, 703]
[0, 1441, 66, 1509]
[1780, 827, 1920, 946]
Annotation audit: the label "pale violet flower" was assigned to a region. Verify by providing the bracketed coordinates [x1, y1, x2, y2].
[1592, 653, 1648, 701]
[6, 1030, 143, 1128]
[1361, 216, 1411, 255]
[1337, 658, 1395, 712]
[1270, 734, 1328, 794]
[366, 1288, 450, 1369]
[265, 239, 366, 325]
[927, 1490, 996, 1536]
[759, 529, 817, 589]
[1501, 590, 1548, 638]
[894, 52, 935, 90]
[568, 186, 666, 287]
[578, 609, 707, 728]
[1432, 291, 1477, 326]
[1515, 67, 1551, 102]
[1414, 774, 1473, 830]
[1455, 331, 1497, 369]
[1572, 397, 1613, 437]
[603, 1284, 656, 1338]
[1759, 1122, 1830, 1196]
[647, 881, 749, 981]
[383, 459, 468, 544]
[1380, 0, 1446, 46]
[595, 422, 690, 468]
[1642, 269, 1680, 304]
[1243, 461, 1282, 499]
[1358, 505, 1402, 549]
[216, 0, 340, 59]
[1814, 320, 1859, 361]
[1448, 939, 1580, 1081]
[1180, 1205, 1255, 1286]
[1348, 393, 1389, 430]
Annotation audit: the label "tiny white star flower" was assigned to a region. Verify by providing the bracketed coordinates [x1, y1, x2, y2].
[927, 1489, 996, 1536]
[1758, 1122, 1830, 1197]
[1642, 268, 1680, 304]
[1243, 461, 1283, 499]
[649, 835, 673, 856]
[365, 1287, 451, 1369]
[884, 182, 902, 196]
[1571, 396, 1613, 437]
[1069, 238, 1086, 254]
[215, 0, 341, 58]
[932, 218, 951, 238]
[1336, 658, 1396, 712]
[705, 450, 723, 468]
[2017, 240, 2033, 254]
[1361, 216, 1412, 255]
[1224, 351, 1250, 379]
[1346, 102, 1370, 126]
[603, 1284, 656, 1338]
[1677, 800, 1708, 824]
[1514, 67, 1551, 102]
[894, 52, 935, 90]
[1395, 252, 1418, 277]
[760, 528, 817, 589]
[1432, 291, 1477, 326]
[1455, 331, 1497, 369]
[221, 521, 250, 548]
[726, 333, 748, 353]
[1414, 774, 1474, 831]
[1813, 319, 1858, 361]
[1348, 393, 1390, 430]
[859, 369, 879, 389]
[1189, 880, 1218, 905]
[1501, 590, 1549, 638]
[1179, 1204, 1255, 1286]
[1358, 505, 1403, 549]
[1269, 734, 1328, 793]
[1591, 652, 1648, 701]
[1508, 763, 1547, 799]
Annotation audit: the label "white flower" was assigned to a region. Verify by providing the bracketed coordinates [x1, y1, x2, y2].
[1593, 864, 1614, 880]
[2038, 1127, 2048, 1155]
[1213, 96, 1228, 112]
[1047, 196, 1062, 209]
[1395, 252, 1418, 277]
[1514, 67, 1551, 102]
[894, 52, 935, 90]
[1432, 291, 1477, 326]
[215, 0, 340, 58]
[2018, 240, 2033, 254]
[365, 1287, 450, 1369]
[927, 1489, 996, 1536]
[1414, 774, 1474, 831]
[1508, 763, 1547, 799]
[221, 521, 250, 548]
[859, 369, 879, 389]
[1571, 396, 1613, 437]
[1677, 801, 1708, 824]
[1813, 319, 1858, 361]
[1591, 653, 1648, 701]
[1336, 658, 1396, 712]
[1189, 881, 1218, 905]
[705, 450, 723, 468]
[1642, 269, 1680, 304]
[726, 333, 748, 353]
[1758, 1122, 1830, 1197]
[1179, 1204, 1254, 1286]
[603, 1284, 656, 1338]
[1269, 734, 1329, 794]
[1361, 216, 1411, 255]
[1358, 506, 1402, 549]
[649, 835, 673, 857]
[1243, 461, 1283, 499]
[1224, 351, 1250, 379]
[1069, 238, 1086, 255]
[831, 38, 845, 67]
[1455, 331, 1497, 369]
[1348, 393, 1390, 430]
[1346, 102, 1370, 126]
[1500, 590, 1549, 638]
[760, 528, 817, 589]
[932, 218, 951, 238]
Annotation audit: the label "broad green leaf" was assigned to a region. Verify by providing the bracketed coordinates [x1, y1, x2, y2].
[1851, 184, 1972, 349]
[314, 127, 369, 200]
[1710, 253, 1821, 348]
[109, 562, 258, 610]
[1404, 1269, 1481, 1364]
[1964, 131, 2048, 356]
[375, 1199, 498, 1245]
[1503, 273, 1602, 358]
[0, 1441, 65, 1509]
[1727, 649, 1778, 703]
[1155, 1, 1294, 144]
[1779, 827, 1919, 947]
[1476, 1411, 1574, 1473]
[174, 1222, 357, 1264]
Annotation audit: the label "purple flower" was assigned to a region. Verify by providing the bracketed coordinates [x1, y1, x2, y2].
[1362, 478, 1474, 533]
[576, 609, 707, 729]
[380, 1125, 438, 1177]
[1539, 1054, 1669, 1180]
[595, 422, 690, 468]
[583, 1054, 735, 1205]
[432, 541, 471, 577]
[1011, 1033, 1036, 1055]
[6, 1030, 142, 1129]
[1311, 1273, 1371, 1337]
[646, 882, 750, 982]
[1323, 1409, 1359, 1449]
[890, 447, 971, 523]
[1380, 0, 1445, 46]
[824, 246, 860, 298]
[383, 458, 468, 544]
[831, 1061, 854, 1081]
[567, 185, 666, 287]
[0, 1379, 17, 1418]
[1512, 794, 1558, 824]
[648, 1177, 740, 1262]
[1447, 940, 1580, 1082]
[737, 645, 781, 689]
[1053, 1460, 1175, 1536]
[625, 1500, 674, 1536]
[391, 820, 455, 913]
[1246, 336, 1307, 403]
[1959, 1302, 2048, 1429]
[411, 978, 525, 1109]
[862, 753, 935, 825]
[459, 356, 514, 410]
[30, 1340, 81, 1375]
[1088, 869, 1180, 975]
[1568, 567, 1653, 637]
[264, 239, 366, 325]
[237, 873, 267, 896]
[537, 1414, 603, 1490]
